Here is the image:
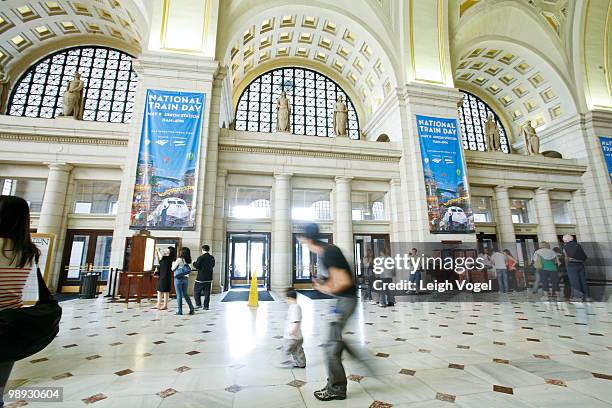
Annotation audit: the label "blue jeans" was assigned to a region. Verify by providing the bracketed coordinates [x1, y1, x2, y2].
[532, 269, 541, 293]
[566, 263, 589, 299]
[410, 270, 422, 291]
[496, 268, 508, 293]
[174, 277, 194, 314]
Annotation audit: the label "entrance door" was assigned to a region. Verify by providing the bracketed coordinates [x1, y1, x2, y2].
[515, 234, 539, 268]
[353, 234, 389, 279]
[226, 233, 270, 290]
[59, 230, 113, 292]
[292, 233, 332, 286]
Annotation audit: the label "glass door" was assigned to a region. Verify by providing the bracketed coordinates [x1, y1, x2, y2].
[226, 233, 270, 289]
[59, 230, 113, 292]
[292, 233, 332, 285]
[353, 234, 389, 279]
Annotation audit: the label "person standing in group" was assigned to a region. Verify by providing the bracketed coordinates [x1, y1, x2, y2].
[504, 249, 518, 292]
[193, 245, 215, 310]
[0, 196, 41, 407]
[490, 248, 508, 293]
[172, 247, 195, 315]
[409, 248, 423, 294]
[562, 235, 590, 302]
[153, 246, 175, 310]
[280, 289, 306, 368]
[361, 249, 374, 302]
[533, 242, 560, 299]
[300, 223, 356, 402]
[377, 247, 395, 307]
[554, 246, 570, 299]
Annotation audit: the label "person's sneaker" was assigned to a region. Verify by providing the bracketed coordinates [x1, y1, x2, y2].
[189, 310, 195, 315]
[369, 300, 377, 305]
[204, 307, 209, 310]
[314, 388, 346, 401]
[569, 297, 581, 302]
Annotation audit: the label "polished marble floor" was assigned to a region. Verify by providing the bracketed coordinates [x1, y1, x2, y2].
[5, 292, 612, 408]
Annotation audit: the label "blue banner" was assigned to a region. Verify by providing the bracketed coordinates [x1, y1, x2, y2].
[416, 115, 475, 233]
[600, 136, 612, 185]
[130, 89, 205, 230]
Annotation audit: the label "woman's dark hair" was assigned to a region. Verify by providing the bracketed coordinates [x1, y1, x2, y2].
[0, 196, 40, 268]
[180, 247, 192, 264]
[167, 246, 177, 261]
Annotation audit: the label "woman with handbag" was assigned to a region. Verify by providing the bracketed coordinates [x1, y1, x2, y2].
[0, 196, 61, 408]
[172, 247, 194, 315]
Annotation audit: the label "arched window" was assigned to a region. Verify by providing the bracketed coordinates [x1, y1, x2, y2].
[457, 91, 510, 153]
[235, 67, 360, 139]
[8, 46, 137, 123]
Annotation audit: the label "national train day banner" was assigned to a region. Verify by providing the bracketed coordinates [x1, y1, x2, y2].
[130, 89, 205, 230]
[416, 114, 475, 234]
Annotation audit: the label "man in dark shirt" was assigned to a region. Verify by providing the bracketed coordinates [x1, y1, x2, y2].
[193, 245, 215, 310]
[300, 223, 356, 401]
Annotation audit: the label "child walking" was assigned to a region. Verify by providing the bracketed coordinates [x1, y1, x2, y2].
[282, 289, 306, 368]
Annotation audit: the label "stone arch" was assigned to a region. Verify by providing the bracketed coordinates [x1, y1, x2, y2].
[376, 134, 390, 142]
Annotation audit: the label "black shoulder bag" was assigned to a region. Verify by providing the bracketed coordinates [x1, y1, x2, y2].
[0, 263, 62, 363]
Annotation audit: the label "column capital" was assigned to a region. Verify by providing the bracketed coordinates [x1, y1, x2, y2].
[389, 178, 401, 186]
[334, 176, 353, 183]
[494, 185, 509, 192]
[535, 187, 552, 194]
[45, 162, 73, 172]
[273, 172, 293, 180]
[217, 169, 228, 177]
[573, 188, 587, 196]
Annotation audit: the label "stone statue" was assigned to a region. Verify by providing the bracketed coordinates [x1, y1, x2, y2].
[60, 72, 84, 119]
[484, 113, 501, 151]
[276, 91, 290, 132]
[0, 68, 9, 114]
[333, 95, 348, 137]
[520, 120, 540, 156]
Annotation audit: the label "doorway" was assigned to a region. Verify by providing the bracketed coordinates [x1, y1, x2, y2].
[515, 234, 539, 267]
[225, 233, 270, 290]
[353, 234, 389, 279]
[59, 230, 113, 292]
[292, 233, 333, 286]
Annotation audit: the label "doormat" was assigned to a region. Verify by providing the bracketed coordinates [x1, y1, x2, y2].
[221, 291, 275, 302]
[55, 293, 80, 302]
[296, 290, 334, 300]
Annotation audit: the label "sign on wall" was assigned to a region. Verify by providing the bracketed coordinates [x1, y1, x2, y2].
[599, 136, 612, 185]
[416, 115, 475, 234]
[130, 90, 206, 230]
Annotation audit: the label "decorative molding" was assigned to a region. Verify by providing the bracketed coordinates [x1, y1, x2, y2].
[219, 144, 401, 163]
[0, 132, 128, 146]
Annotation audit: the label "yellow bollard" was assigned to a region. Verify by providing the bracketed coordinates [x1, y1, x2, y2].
[247, 272, 259, 308]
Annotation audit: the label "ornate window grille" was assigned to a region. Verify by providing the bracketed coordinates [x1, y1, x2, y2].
[235, 67, 360, 139]
[8, 46, 137, 123]
[457, 91, 510, 153]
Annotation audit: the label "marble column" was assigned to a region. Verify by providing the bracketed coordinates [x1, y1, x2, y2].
[211, 169, 227, 293]
[38, 163, 73, 289]
[334, 176, 354, 261]
[494, 186, 515, 245]
[534, 187, 558, 243]
[271, 173, 292, 290]
[571, 189, 592, 241]
[388, 178, 405, 242]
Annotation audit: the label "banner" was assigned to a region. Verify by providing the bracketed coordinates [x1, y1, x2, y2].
[600, 136, 612, 185]
[416, 114, 475, 233]
[130, 89, 205, 230]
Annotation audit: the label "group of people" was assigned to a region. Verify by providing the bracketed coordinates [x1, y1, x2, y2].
[153, 244, 216, 315]
[481, 235, 590, 301]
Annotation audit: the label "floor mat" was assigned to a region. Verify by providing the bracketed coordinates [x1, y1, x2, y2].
[221, 291, 275, 302]
[296, 290, 334, 300]
[54, 293, 80, 302]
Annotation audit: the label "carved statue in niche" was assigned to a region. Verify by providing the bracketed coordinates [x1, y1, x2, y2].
[333, 95, 348, 137]
[484, 113, 501, 151]
[520, 120, 540, 156]
[60, 72, 85, 119]
[0, 68, 9, 114]
[276, 91, 291, 132]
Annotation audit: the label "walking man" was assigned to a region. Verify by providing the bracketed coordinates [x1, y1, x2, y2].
[193, 245, 215, 310]
[562, 235, 590, 302]
[300, 223, 357, 402]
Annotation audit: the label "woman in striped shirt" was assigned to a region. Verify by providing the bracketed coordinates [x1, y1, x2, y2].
[0, 196, 40, 407]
